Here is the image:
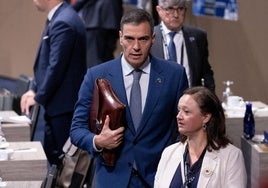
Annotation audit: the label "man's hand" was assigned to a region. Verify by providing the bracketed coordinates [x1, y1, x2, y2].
[94, 115, 125, 150]
[20, 90, 37, 116]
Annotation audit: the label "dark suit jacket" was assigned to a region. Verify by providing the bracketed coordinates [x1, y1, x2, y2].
[32, 2, 87, 117]
[71, 0, 123, 68]
[70, 55, 188, 187]
[72, 0, 123, 29]
[151, 24, 215, 91]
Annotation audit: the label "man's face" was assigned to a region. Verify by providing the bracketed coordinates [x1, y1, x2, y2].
[156, 5, 187, 31]
[119, 22, 155, 69]
[33, 0, 47, 12]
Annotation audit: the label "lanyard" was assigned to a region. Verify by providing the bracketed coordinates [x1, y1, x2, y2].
[181, 43, 184, 65]
[183, 145, 207, 188]
[160, 24, 184, 65]
[159, 24, 170, 60]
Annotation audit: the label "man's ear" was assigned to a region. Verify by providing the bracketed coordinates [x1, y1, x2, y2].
[151, 32, 156, 44]
[156, 5, 164, 19]
[119, 31, 123, 45]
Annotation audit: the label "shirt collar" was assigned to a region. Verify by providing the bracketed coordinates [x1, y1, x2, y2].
[47, 2, 63, 21]
[160, 22, 182, 35]
[121, 55, 151, 76]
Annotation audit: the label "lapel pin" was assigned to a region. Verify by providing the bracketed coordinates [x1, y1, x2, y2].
[156, 78, 162, 84]
[189, 37, 195, 42]
[202, 168, 213, 177]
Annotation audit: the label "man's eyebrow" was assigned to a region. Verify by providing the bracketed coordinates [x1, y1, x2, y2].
[123, 35, 150, 40]
[138, 36, 150, 40]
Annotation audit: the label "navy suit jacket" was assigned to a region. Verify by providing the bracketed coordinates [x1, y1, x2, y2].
[151, 24, 215, 91]
[70, 55, 188, 187]
[72, 0, 123, 30]
[32, 2, 87, 117]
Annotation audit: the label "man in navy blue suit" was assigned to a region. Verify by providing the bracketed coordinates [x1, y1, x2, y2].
[21, 0, 87, 166]
[70, 9, 188, 187]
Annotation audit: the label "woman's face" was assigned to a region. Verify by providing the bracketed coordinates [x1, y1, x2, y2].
[177, 94, 210, 137]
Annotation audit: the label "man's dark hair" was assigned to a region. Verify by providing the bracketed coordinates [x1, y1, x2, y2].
[120, 8, 154, 35]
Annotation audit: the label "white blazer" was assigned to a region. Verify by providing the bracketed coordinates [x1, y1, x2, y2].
[154, 142, 247, 188]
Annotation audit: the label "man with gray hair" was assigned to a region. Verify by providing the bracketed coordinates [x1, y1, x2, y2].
[151, 0, 215, 91]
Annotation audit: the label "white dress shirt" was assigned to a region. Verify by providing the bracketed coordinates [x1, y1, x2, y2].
[121, 55, 150, 113]
[160, 22, 192, 87]
[47, 2, 63, 21]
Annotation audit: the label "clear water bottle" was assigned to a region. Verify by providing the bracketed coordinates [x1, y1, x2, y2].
[222, 80, 234, 106]
[0, 122, 4, 137]
[243, 102, 255, 139]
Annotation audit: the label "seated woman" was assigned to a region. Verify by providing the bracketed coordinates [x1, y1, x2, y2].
[154, 86, 247, 188]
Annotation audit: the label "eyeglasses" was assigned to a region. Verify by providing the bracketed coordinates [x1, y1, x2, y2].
[162, 6, 186, 15]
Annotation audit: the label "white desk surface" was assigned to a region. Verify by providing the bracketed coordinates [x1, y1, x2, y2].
[225, 101, 268, 148]
[0, 141, 47, 181]
[1, 181, 43, 188]
[0, 111, 30, 141]
[224, 101, 268, 118]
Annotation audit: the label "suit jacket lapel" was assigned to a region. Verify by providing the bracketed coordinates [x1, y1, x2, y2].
[105, 58, 136, 134]
[182, 26, 199, 78]
[197, 150, 217, 188]
[34, 3, 67, 71]
[50, 2, 67, 23]
[34, 19, 52, 73]
[105, 58, 127, 103]
[151, 25, 165, 59]
[135, 57, 164, 136]
[105, 57, 167, 136]
[182, 26, 192, 64]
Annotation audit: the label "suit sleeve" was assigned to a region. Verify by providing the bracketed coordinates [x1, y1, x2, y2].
[199, 31, 215, 91]
[70, 69, 97, 157]
[71, 0, 88, 11]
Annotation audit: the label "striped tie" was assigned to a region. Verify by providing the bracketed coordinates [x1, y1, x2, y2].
[168, 32, 177, 62]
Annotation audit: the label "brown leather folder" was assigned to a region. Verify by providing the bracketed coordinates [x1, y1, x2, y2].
[89, 78, 126, 166]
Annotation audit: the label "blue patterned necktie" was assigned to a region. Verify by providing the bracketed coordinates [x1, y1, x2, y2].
[168, 32, 177, 62]
[130, 69, 142, 131]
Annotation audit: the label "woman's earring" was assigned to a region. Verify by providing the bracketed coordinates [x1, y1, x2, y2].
[203, 124, 207, 130]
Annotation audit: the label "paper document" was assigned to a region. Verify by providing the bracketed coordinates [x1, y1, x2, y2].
[0, 115, 31, 124]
